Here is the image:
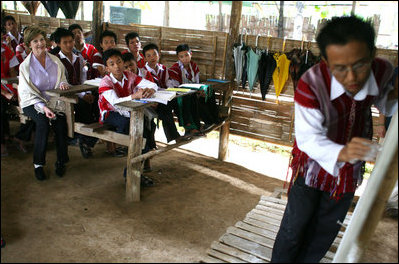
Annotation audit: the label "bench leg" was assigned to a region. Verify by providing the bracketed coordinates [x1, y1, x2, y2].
[126, 109, 144, 202]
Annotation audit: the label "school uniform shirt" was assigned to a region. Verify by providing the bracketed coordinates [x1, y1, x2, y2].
[290, 58, 396, 200]
[137, 66, 155, 83]
[122, 50, 145, 68]
[15, 43, 28, 63]
[1, 43, 19, 95]
[167, 60, 199, 87]
[98, 71, 158, 123]
[2, 32, 23, 53]
[145, 62, 169, 88]
[78, 43, 101, 65]
[57, 50, 89, 99]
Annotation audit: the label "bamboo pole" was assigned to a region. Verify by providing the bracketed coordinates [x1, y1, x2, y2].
[218, 0, 242, 161]
[333, 110, 398, 262]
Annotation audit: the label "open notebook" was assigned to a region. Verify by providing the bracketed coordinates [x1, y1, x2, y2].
[83, 78, 102, 87]
[144, 90, 177, 105]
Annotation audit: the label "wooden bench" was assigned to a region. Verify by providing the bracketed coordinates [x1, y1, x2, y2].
[201, 189, 352, 263]
[48, 81, 233, 202]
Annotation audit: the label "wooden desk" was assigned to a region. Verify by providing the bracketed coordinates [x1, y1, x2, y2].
[46, 84, 99, 138]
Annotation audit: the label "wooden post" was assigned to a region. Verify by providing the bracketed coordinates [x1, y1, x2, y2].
[333, 111, 398, 262]
[126, 109, 144, 202]
[92, 1, 103, 51]
[218, 1, 242, 161]
[80, 1, 84, 20]
[163, 1, 169, 27]
[218, 1, 223, 32]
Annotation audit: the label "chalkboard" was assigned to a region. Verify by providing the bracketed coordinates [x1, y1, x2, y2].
[110, 6, 141, 25]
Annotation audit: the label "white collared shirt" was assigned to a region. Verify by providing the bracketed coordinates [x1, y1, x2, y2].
[295, 72, 395, 176]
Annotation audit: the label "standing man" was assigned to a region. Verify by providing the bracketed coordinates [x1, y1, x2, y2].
[271, 16, 397, 263]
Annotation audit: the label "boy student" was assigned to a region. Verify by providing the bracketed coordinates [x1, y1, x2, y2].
[98, 48, 157, 186]
[142, 43, 182, 143]
[92, 30, 118, 77]
[124, 31, 145, 68]
[1, 26, 19, 156]
[2, 15, 23, 53]
[167, 44, 219, 135]
[54, 27, 99, 158]
[68, 24, 101, 80]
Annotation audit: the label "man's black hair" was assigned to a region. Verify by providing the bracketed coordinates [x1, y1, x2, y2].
[125, 32, 140, 45]
[53, 27, 74, 44]
[103, 48, 122, 65]
[143, 43, 159, 56]
[100, 30, 117, 44]
[68, 23, 83, 33]
[2, 15, 16, 28]
[121, 52, 135, 62]
[176, 44, 190, 55]
[316, 16, 375, 60]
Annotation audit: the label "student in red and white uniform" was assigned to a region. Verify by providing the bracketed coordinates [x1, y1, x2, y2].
[123, 32, 145, 69]
[167, 44, 219, 135]
[69, 24, 101, 79]
[2, 15, 23, 53]
[53, 27, 99, 159]
[1, 28, 19, 156]
[142, 43, 182, 144]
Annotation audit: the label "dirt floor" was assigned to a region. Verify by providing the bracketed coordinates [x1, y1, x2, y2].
[1, 121, 397, 262]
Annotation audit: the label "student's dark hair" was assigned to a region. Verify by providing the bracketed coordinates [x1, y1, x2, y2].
[68, 23, 83, 32]
[1, 26, 6, 35]
[143, 43, 159, 56]
[100, 30, 117, 44]
[176, 44, 190, 55]
[53, 27, 74, 44]
[103, 48, 122, 65]
[125, 32, 140, 45]
[49, 46, 61, 55]
[122, 52, 136, 62]
[316, 16, 375, 60]
[2, 15, 16, 28]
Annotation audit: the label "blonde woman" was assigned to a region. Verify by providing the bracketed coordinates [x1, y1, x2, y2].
[18, 26, 71, 181]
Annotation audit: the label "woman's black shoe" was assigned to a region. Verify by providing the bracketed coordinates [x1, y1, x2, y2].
[55, 161, 66, 177]
[34, 167, 46, 181]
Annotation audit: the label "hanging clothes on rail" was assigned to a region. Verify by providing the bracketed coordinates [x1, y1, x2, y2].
[272, 52, 291, 98]
[246, 48, 261, 92]
[241, 45, 251, 91]
[258, 52, 276, 100]
[233, 43, 245, 87]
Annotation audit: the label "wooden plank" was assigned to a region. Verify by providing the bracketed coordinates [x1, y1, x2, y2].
[74, 122, 129, 146]
[246, 212, 281, 227]
[219, 233, 272, 261]
[201, 255, 226, 263]
[260, 196, 288, 205]
[206, 248, 246, 263]
[250, 209, 283, 221]
[65, 102, 75, 138]
[257, 201, 286, 211]
[210, 241, 265, 263]
[254, 205, 284, 217]
[226, 226, 275, 249]
[79, 123, 112, 133]
[235, 221, 277, 241]
[126, 109, 144, 202]
[242, 218, 279, 233]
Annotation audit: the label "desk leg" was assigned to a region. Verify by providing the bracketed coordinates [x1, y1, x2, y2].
[218, 87, 232, 161]
[126, 109, 144, 202]
[65, 103, 75, 138]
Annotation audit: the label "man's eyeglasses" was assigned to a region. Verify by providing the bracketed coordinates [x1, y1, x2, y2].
[331, 61, 371, 78]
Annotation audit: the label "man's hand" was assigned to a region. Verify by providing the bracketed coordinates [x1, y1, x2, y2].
[338, 137, 378, 163]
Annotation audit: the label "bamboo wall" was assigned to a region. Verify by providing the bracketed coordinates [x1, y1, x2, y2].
[5, 10, 399, 147]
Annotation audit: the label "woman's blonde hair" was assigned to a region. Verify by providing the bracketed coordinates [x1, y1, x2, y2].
[24, 26, 47, 47]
